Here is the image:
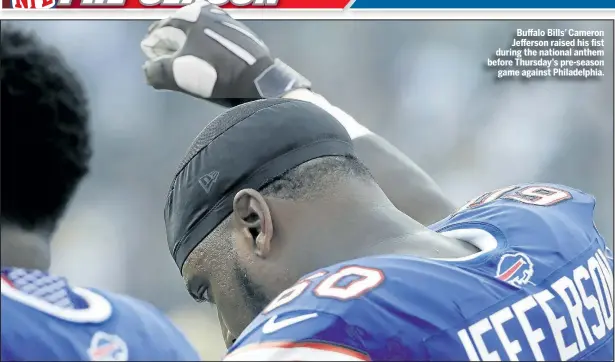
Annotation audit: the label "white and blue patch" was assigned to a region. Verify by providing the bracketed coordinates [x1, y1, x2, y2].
[87, 331, 128, 361]
[496, 252, 535, 287]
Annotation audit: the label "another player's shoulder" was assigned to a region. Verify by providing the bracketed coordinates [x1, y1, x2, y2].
[1, 269, 115, 360]
[93, 289, 199, 360]
[1, 269, 198, 361]
[94, 288, 169, 326]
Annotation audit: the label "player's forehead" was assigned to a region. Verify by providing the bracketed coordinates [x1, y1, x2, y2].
[181, 262, 195, 284]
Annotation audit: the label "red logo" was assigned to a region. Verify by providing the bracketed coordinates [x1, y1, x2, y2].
[11, 0, 55, 8]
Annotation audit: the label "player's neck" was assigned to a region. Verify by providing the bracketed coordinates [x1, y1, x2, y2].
[273, 182, 479, 279]
[354, 206, 480, 260]
[1, 224, 51, 271]
[280, 203, 477, 277]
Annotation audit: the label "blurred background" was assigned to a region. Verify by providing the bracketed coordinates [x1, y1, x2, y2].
[5, 19, 613, 359]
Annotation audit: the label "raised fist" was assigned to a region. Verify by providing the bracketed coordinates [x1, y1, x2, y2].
[140, 1, 310, 107]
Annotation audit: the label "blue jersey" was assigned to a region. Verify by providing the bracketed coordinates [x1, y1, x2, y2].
[224, 183, 614, 361]
[1, 268, 200, 361]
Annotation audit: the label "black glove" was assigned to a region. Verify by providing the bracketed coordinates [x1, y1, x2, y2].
[140, 0, 311, 107]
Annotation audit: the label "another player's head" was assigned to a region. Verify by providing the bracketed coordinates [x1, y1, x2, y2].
[1, 26, 91, 269]
[165, 99, 393, 345]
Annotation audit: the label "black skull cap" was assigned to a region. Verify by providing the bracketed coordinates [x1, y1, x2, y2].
[164, 98, 354, 271]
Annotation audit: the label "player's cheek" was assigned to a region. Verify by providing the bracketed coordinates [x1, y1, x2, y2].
[216, 310, 235, 346]
[212, 290, 241, 336]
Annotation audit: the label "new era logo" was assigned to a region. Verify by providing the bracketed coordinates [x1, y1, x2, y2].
[199, 170, 219, 194]
[11, 0, 55, 8]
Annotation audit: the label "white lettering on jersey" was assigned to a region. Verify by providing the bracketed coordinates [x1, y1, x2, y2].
[511, 295, 546, 360]
[457, 186, 519, 214]
[262, 313, 319, 334]
[468, 318, 501, 360]
[535, 288, 574, 360]
[1, 278, 112, 323]
[458, 250, 614, 361]
[489, 307, 522, 360]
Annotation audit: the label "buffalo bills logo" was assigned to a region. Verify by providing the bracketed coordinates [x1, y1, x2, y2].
[87, 331, 128, 361]
[496, 253, 534, 287]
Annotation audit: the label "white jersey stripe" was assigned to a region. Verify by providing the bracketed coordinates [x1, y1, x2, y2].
[224, 341, 370, 361]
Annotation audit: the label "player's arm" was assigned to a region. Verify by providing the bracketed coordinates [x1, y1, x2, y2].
[281, 89, 455, 224]
[140, 2, 455, 224]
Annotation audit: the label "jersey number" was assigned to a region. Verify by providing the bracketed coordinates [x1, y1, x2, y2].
[457, 185, 572, 213]
[262, 266, 384, 314]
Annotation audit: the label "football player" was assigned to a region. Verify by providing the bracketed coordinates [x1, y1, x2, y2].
[142, 4, 614, 360]
[1, 25, 200, 361]
[140, 2, 455, 227]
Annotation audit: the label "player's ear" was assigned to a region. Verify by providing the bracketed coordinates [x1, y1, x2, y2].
[232, 188, 273, 258]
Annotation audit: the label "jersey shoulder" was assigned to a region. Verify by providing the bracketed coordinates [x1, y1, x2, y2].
[1, 270, 198, 361]
[227, 256, 502, 361]
[228, 248, 614, 362]
[430, 183, 606, 257]
[227, 183, 614, 361]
